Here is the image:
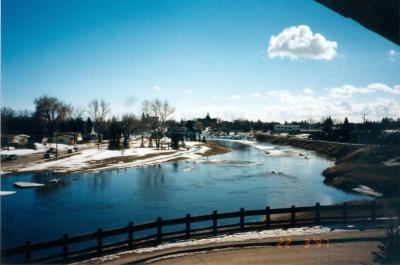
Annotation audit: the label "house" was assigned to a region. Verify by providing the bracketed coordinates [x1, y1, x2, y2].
[53, 133, 82, 145]
[1, 134, 31, 147]
[273, 125, 300, 133]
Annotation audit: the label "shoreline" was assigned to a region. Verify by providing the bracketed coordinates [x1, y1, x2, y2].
[255, 134, 400, 197]
[1, 140, 231, 176]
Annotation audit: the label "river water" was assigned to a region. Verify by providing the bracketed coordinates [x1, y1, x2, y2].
[1, 139, 369, 249]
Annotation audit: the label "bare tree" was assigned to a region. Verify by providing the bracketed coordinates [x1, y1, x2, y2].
[141, 99, 175, 127]
[153, 99, 175, 127]
[34, 95, 71, 135]
[140, 99, 175, 149]
[71, 105, 86, 120]
[88, 100, 100, 123]
[88, 99, 110, 144]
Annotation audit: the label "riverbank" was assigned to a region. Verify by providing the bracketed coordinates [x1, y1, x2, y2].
[1, 140, 231, 175]
[255, 134, 400, 197]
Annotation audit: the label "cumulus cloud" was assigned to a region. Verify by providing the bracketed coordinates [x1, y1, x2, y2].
[268, 25, 337, 60]
[227, 95, 241, 101]
[184, 89, 193, 94]
[153, 85, 161, 91]
[387, 49, 399, 60]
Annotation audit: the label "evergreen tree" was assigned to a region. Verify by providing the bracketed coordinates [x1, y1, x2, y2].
[322, 117, 334, 135]
[339, 117, 352, 142]
[373, 226, 400, 264]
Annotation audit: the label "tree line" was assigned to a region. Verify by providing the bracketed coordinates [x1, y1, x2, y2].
[2, 95, 400, 147]
[1, 96, 176, 149]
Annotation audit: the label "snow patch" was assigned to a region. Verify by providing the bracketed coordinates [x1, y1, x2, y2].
[0, 191, 17, 196]
[353, 185, 383, 197]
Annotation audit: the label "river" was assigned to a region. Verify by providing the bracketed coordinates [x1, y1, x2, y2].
[1, 139, 369, 249]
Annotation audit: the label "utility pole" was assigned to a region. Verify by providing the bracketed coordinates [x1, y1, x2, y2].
[361, 113, 368, 124]
[55, 130, 59, 159]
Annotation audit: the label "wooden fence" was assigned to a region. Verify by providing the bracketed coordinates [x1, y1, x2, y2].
[1, 201, 393, 263]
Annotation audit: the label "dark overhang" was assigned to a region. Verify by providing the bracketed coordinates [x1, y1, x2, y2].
[315, 0, 399, 45]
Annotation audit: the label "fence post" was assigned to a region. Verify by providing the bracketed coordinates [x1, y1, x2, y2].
[265, 206, 270, 229]
[62, 234, 69, 262]
[128, 222, 134, 248]
[186, 214, 191, 239]
[315, 203, 320, 225]
[157, 217, 162, 244]
[342, 202, 347, 225]
[213, 210, 218, 236]
[291, 205, 296, 227]
[371, 201, 376, 221]
[240, 208, 245, 231]
[24, 241, 31, 262]
[97, 228, 103, 256]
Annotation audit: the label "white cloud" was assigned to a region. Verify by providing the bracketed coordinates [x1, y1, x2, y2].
[261, 86, 400, 122]
[328, 83, 400, 98]
[184, 89, 193, 94]
[387, 49, 399, 60]
[212, 96, 219, 100]
[268, 25, 337, 60]
[303, 88, 314, 95]
[173, 83, 400, 122]
[153, 85, 162, 91]
[227, 95, 241, 101]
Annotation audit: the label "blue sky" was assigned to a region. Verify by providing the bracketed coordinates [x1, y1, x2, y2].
[2, 0, 400, 122]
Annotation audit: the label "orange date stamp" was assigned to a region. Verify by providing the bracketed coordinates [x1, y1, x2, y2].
[276, 238, 329, 248]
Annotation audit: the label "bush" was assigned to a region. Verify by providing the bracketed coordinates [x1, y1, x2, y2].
[373, 225, 400, 264]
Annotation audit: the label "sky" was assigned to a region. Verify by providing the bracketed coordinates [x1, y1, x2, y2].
[2, 0, 400, 122]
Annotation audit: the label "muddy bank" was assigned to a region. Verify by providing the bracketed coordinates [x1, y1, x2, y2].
[255, 134, 400, 197]
[202, 141, 231, 156]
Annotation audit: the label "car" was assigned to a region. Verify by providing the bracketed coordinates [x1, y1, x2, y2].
[1, 154, 18, 161]
[1, 154, 9, 161]
[47, 147, 57, 153]
[8, 154, 18, 160]
[44, 153, 55, 159]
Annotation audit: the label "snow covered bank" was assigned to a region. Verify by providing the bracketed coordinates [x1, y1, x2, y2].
[15, 141, 211, 174]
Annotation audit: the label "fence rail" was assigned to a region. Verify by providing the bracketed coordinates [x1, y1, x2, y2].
[1, 201, 394, 263]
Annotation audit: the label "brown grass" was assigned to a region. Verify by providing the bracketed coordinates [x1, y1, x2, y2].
[202, 142, 231, 156]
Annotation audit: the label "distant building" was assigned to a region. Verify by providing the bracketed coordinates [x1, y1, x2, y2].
[196, 113, 218, 130]
[273, 125, 300, 133]
[2, 134, 30, 147]
[53, 132, 82, 145]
